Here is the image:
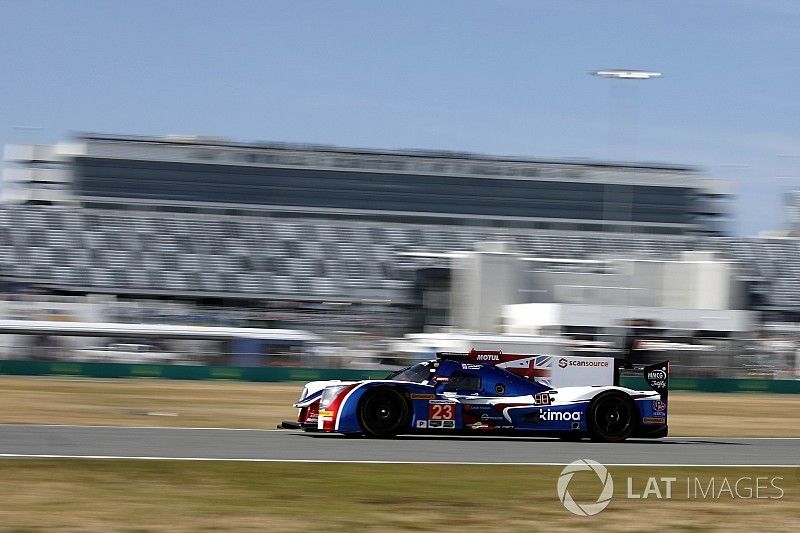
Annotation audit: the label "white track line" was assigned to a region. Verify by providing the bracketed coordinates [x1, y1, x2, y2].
[1, 424, 799, 439]
[670, 436, 800, 440]
[0, 423, 285, 431]
[0, 454, 797, 467]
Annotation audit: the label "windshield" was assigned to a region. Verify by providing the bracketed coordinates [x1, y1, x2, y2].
[386, 362, 432, 383]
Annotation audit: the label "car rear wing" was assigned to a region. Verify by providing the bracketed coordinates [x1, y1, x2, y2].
[436, 349, 518, 364]
[616, 360, 670, 401]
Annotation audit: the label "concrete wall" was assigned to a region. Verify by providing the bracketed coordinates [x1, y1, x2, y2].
[503, 303, 754, 335]
[451, 243, 748, 334]
[518, 253, 743, 311]
[451, 242, 522, 332]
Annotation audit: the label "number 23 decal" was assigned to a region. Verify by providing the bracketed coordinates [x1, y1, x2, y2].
[429, 402, 455, 420]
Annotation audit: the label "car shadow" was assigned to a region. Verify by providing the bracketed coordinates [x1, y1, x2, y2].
[291, 432, 746, 445]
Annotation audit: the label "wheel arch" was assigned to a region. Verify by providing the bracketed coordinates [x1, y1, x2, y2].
[354, 384, 412, 438]
[586, 389, 640, 442]
[335, 381, 411, 434]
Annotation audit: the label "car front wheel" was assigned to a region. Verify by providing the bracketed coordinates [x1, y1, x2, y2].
[357, 387, 409, 438]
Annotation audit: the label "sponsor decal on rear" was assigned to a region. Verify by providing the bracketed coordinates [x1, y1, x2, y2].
[652, 400, 667, 412]
[559, 357, 609, 368]
[646, 366, 669, 391]
[476, 354, 500, 361]
[642, 416, 666, 424]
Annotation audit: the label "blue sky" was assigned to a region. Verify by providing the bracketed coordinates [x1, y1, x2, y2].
[2, 0, 799, 236]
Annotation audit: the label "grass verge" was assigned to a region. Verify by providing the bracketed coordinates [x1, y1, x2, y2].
[0, 461, 796, 531]
[0, 376, 798, 436]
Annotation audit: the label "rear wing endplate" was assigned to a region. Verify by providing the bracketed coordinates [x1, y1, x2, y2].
[617, 360, 670, 401]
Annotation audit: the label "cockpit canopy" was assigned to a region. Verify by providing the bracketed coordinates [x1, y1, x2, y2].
[387, 359, 549, 397]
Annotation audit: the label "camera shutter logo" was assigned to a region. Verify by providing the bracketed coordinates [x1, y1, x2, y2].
[557, 459, 614, 516]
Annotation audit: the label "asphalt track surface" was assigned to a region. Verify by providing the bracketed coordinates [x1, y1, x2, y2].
[0, 425, 798, 466]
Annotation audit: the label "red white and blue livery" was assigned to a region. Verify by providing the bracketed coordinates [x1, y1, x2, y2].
[283, 350, 670, 442]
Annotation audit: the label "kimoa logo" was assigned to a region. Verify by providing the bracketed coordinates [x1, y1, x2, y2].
[541, 410, 581, 421]
[557, 459, 614, 516]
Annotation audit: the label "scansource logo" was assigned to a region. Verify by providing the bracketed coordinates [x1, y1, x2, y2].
[557, 459, 614, 516]
[559, 358, 609, 369]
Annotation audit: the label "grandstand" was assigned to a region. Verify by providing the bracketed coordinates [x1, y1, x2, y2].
[1, 134, 799, 327]
[1, 204, 799, 314]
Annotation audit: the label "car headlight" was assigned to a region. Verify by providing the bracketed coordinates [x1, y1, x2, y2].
[319, 385, 348, 409]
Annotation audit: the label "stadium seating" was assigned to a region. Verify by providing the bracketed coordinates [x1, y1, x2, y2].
[1, 205, 799, 310]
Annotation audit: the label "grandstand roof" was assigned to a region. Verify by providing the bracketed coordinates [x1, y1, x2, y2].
[78, 132, 699, 173]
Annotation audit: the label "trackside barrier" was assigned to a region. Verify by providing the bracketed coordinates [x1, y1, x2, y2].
[0, 360, 382, 382]
[619, 375, 800, 394]
[0, 360, 798, 393]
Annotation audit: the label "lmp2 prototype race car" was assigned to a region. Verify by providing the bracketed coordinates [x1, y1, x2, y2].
[282, 350, 670, 442]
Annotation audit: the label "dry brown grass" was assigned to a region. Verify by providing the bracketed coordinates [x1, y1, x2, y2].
[667, 392, 800, 437]
[0, 376, 297, 428]
[0, 376, 798, 436]
[0, 461, 796, 531]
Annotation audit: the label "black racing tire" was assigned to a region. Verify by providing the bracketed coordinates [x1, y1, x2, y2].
[357, 387, 409, 438]
[587, 391, 638, 443]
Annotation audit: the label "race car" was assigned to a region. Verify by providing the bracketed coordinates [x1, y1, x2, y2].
[281, 350, 669, 442]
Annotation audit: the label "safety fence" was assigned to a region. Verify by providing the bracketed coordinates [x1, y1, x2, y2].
[0, 360, 384, 382]
[0, 359, 799, 393]
[618, 375, 800, 394]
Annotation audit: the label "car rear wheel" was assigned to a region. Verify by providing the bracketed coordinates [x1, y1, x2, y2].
[357, 387, 409, 438]
[588, 392, 636, 443]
